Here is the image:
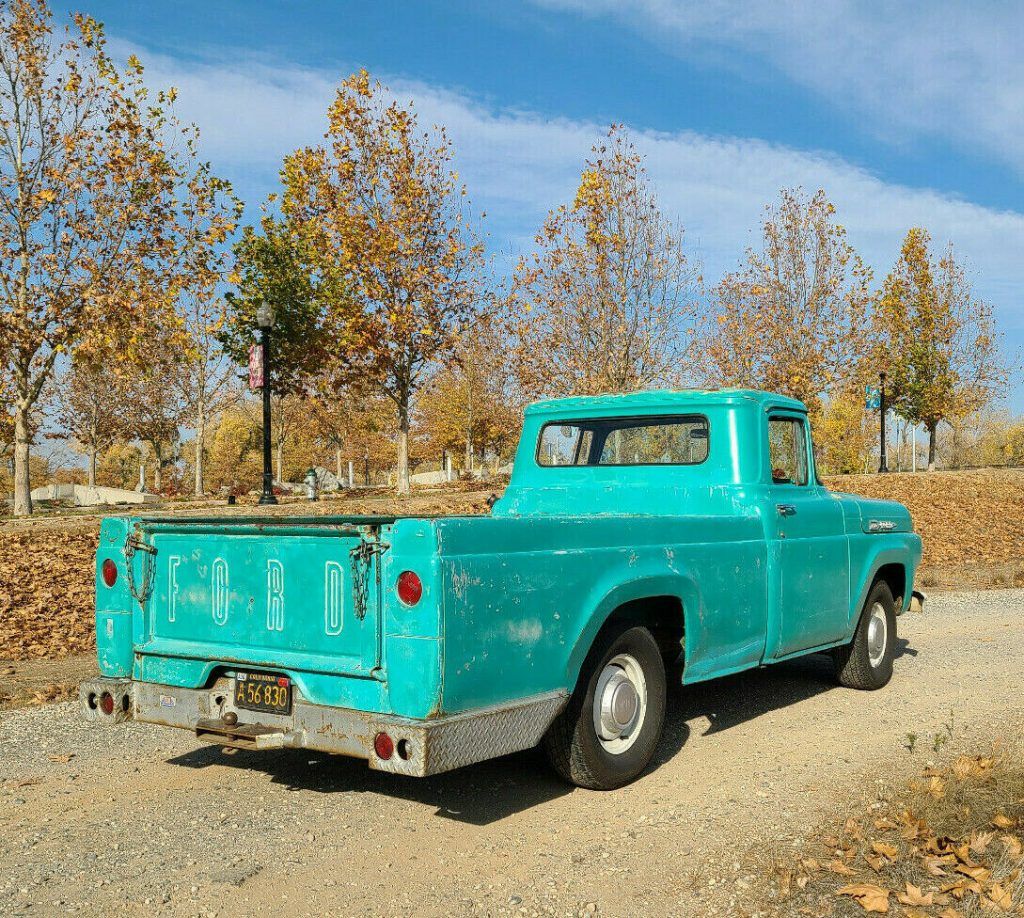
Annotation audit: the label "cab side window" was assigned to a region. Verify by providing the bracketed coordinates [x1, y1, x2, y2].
[768, 418, 808, 486]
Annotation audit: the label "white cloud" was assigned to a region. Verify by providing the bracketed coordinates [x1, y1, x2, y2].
[123, 39, 1024, 345]
[533, 1, 1024, 173]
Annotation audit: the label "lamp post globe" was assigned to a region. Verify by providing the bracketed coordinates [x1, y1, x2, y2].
[256, 302, 276, 330]
[257, 303, 278, 505]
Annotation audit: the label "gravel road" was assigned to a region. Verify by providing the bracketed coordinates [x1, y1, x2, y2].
[2, 590, 1022, 918]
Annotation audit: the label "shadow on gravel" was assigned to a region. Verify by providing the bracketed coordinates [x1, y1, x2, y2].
[165, 638, 918, 825]
[665, 636, 916, 741]
[168, 741, 572, 826]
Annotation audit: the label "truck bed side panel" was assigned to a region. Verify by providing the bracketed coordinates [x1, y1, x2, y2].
[434, 509, 767, 714]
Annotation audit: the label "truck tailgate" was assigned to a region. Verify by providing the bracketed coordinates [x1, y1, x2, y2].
[129, 519, 385, 677]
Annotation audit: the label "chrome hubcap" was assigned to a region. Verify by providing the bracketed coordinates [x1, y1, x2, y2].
[594, 653, 647, 754]
[867, 602, 888, 667]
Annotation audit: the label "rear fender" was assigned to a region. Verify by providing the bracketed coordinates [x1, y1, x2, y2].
[566, 571, 699, 689]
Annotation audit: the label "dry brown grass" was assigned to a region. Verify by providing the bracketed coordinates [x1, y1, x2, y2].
[759, 742, 1024, 916]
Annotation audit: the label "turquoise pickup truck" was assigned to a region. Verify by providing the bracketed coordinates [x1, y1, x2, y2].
[81, 390, 923, 789]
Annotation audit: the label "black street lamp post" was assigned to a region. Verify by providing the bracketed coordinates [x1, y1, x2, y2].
[257, 303, 278, 505]
[878, 371, 889, 474]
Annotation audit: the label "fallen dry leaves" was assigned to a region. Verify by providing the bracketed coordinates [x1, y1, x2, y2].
[838, 883, 891, 912]
[766, 747, 1024, 916]
[0, 528, 98, 660]
[824, 469, 1024, 570]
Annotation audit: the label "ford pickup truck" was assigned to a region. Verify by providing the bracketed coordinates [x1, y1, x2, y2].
[81, 389, 923, 790]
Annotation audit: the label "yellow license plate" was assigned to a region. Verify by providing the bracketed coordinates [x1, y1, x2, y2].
[234, 672, 292, 715]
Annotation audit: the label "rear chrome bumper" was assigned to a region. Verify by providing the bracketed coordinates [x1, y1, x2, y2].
[80, 676, 566, 777]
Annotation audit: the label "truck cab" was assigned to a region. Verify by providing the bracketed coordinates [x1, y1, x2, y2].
[82, 389, 923, 789]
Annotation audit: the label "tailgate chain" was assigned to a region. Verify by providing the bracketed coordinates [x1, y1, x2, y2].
[349, 539, 388, 621]
[123, 529, 158, 606]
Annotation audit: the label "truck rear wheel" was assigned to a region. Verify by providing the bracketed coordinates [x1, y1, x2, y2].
[833, 580, 896, 690]
[544, 626, 666, 790]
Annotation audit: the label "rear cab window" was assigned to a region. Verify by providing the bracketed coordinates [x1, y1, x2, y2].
[537, 415, 710, 467]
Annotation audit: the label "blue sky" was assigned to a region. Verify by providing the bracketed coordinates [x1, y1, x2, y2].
[55, 1, 1024, 408]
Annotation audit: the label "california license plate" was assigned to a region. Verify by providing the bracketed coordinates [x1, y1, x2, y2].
[234, 672, 292, 715]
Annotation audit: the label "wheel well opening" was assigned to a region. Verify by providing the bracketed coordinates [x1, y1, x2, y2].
[874, 563, 906, 607]
[599, 596, 685, 665]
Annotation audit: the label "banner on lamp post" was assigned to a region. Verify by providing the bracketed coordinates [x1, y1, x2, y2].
[248, 343, 264, 391]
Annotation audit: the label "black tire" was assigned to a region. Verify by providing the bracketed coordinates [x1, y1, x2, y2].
[833, 580, 897, 690]
[544, 626, 667, 790]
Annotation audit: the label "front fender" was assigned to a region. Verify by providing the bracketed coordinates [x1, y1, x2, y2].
[849, 533, 923, 623]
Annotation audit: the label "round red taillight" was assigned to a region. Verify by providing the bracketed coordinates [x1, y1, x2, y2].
[99, 692, 115, 716]
[373, 731, 394, 760]
[396, 571, 422, 606]
[101, 558, 118, 588]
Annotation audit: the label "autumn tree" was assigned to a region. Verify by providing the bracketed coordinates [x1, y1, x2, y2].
[221, 218, 333, 396]
[0, 1, 190, 516]
[52, 350, 124, 486]
[202, 406, 260, 494]
[240, 392, 306, 485]
[814, 387, 877, 475]
[703, 188, 874, 414]
[95, 440, 143, 490]
[165, 156, 242, 495]
[119, 345, 184, 493]
[417, 319, 520, 472]
[506, 126, 700, 399]
[280, 70, 484, 495]
[0, 372, 12, 466]
[877, 228, 1005, 470]
[305, 387, 391, 484]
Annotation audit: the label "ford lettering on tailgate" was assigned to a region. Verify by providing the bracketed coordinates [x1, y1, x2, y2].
[143, 531, 381, 676]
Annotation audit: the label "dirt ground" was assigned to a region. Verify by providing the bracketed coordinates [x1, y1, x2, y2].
[1, 590, 1022, 917]
[0, 655, 95, 710]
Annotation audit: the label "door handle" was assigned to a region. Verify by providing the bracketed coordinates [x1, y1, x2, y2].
[776, 503, 797, 517]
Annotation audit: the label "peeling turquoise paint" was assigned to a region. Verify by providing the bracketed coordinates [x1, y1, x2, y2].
[93, 389, 921, 725]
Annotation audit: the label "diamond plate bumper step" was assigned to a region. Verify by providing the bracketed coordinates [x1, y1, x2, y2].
[83, 677, 568, 778]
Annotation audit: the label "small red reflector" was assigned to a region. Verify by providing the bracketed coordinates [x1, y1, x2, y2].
[100, 692, 115, 716]
[374, 732, 394, 760]
[101, 558, 118, 588]
[396, 571, 422, 606]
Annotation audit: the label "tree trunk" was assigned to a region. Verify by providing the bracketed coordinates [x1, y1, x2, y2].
[927, 422, 937, 472]
[13, 400, 32, 517]
[397, 401, 410, 496]
[465, 432, 473, 476]
[276, 440, 283, 484]
[194, 412, 206, 496]
[152, 448, 163, 493]
[335, 448, 343, 483]
[88, 445, 97, 487]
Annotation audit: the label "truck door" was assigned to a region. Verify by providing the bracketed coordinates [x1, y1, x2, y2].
[767, 413, 851, 657]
